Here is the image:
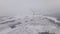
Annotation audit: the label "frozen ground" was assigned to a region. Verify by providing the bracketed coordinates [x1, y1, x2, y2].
[0, 15, 60, 34]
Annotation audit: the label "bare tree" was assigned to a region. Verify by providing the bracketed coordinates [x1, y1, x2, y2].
[31, 9, 35, 17]
[31, 9, 41, 16]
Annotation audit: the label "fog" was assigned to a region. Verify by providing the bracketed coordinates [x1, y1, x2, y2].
[0, 0, 60, 20]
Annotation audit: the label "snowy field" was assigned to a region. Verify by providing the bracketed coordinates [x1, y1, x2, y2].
[0, 15, 60, 34]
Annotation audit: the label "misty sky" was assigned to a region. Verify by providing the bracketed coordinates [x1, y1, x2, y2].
[0, 0, 60, 18]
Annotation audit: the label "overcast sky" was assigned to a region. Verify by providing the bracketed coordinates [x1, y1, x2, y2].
[0, 0, 60, 18]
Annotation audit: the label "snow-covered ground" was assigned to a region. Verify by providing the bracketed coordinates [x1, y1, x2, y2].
[0, 15, 60, 34]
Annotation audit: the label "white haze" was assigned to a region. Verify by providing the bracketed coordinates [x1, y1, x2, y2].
[0, 0, 60, 19]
